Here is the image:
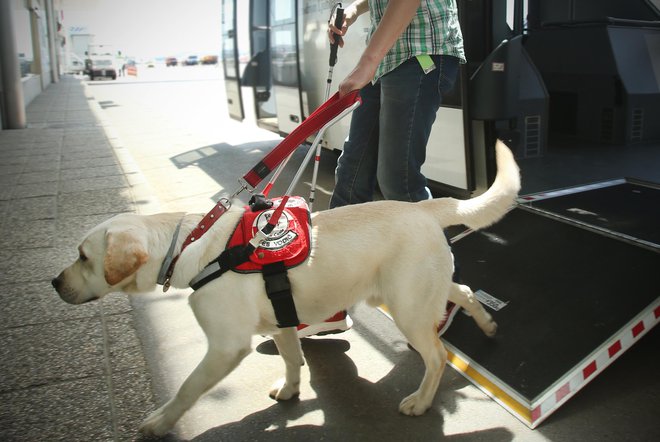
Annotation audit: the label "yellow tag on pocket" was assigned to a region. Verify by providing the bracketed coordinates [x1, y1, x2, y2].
[416, 54, 436, 74]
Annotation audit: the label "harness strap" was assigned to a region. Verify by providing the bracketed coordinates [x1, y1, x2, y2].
[189, 244, 254, 290]
[262, 261, 299, 328]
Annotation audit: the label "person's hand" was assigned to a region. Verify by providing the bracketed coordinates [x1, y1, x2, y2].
[328, 4, 360, 47]
[338, 54, 378, 97]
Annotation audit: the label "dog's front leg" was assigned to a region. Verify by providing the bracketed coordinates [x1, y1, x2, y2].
[269, 327, 305, 400]
[139, 346, 250, 436]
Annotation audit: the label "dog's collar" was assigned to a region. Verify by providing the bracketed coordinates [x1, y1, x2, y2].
[157, 217, 185, 291]
[157, 198, 233, 292]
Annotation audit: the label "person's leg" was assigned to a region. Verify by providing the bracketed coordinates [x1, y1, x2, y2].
[318, 83, 382, 336]
[378, 56, 461, 336]
[329, 81, 381, 209]
[377, 55, 459, 202]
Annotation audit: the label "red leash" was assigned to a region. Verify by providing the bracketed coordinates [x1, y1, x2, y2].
[159, 91, 361, 290]
[242, 90, 361, 189]
[183, 90, 360, 249]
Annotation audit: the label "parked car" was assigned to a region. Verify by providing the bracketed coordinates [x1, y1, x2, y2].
[201, 55, 218, 65]
[123, 59, 138, 76]
[184, 55, 199, 66]
[88, 57, 117, 80]
[165, 57, 178, 67]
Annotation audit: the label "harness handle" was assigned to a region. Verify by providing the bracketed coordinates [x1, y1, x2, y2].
[249, 195, 290, 248]
[242, 90, 361, 190]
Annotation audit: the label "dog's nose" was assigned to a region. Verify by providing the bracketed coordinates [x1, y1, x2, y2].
[51, 277, 61, 291]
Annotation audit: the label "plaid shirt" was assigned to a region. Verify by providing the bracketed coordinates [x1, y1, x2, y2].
[368, 0, 466, 81]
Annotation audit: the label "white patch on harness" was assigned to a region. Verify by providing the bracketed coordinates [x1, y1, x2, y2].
[253, 209, 297, 250]
[474, 289, 509, 311]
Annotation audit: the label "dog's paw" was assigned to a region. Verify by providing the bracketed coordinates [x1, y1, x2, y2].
[482, 319, 498, 337]
[139, 405, 175, 437]
[399, 392, 432, 416]
[269, 378, 300, 401]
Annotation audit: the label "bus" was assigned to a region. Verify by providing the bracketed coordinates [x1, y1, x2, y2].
[221, 0, 660, 198]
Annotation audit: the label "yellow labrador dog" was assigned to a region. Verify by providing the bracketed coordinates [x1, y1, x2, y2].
[52, 141, 519, 436]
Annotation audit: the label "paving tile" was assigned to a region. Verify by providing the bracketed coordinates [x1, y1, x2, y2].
[59, 164, 123, 180]
[112, 368, 157, 441]
[0, 377, 114, 442]
[0, 218, 56, 249]
[17, 170, 59, 185]
[104, 313, 148, 372]
[0, 186, 13, 201]
[24, 153, 61, 165]
[60, 156, 122, 170]
[12, 182, 59, 199]
[0, 281, 100, 328]
[3, 195, 57, 222]
[0, 247, 66, 284]
[61, 137, 111, 148]
[0, 164, 24, 177]
[61, 148, 114, 162]
[0, 200, 8, 221]
[99, 292, 134, 316]
[57, 189, 133, 217]
[0, 319, 105, 393]
[22, 160, 61, 173]
[59, 176, 127, 194]
[32, 140, 63, 150]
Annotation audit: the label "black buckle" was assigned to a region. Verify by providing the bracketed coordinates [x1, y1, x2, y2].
[249, 193, 274, 212]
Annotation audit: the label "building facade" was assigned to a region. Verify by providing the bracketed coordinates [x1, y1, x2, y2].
[0, 0, 64, 130]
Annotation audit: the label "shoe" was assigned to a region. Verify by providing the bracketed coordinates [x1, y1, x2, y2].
[297, 311, 353, 338]
[437, 302, 459, 336]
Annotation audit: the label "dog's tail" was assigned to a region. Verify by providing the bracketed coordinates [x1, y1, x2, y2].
[436, 140, 520, 230]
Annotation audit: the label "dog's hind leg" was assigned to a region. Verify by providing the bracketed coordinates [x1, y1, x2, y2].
[397, 321, 447, 416]
[139, 344, 251, 436]
[449, 283, 497, 337]
[270, 327, 305, 400]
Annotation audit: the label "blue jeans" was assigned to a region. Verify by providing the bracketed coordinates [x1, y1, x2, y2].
[330, 55, 460, 208]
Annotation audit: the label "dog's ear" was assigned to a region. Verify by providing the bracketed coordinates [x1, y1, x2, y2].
[104, 229, 149, 286]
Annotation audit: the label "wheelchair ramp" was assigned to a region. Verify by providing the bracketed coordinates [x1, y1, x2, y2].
[381, 179, 660, 428]
[519, 178, 660, 250]
[417, 180, 659, 428]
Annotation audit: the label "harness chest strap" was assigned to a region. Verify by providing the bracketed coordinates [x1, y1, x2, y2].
[190, 254, 299, 328]
[262, 261, 299, 328]
[187, 196, 302, 328]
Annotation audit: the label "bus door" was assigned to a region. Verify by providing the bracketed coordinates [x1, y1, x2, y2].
[270, 0, 306, 136]
[222, 0, 244, 121]
[243, 0, 278, 131]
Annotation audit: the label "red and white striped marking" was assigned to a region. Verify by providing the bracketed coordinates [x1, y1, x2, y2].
[529, 299, 660, 428]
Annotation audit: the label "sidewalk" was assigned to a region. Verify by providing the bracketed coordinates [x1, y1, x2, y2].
[0, 78, 157, 441]
[1, 77, 658, 442]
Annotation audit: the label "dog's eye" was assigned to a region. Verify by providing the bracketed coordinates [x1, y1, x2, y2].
[79, 253, 88, 262]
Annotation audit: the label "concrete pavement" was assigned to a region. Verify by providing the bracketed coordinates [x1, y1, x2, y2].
[0, 78, 156, 441]
[1, 75, 658, 441]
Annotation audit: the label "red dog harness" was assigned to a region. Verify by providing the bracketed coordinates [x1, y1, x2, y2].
[188, 196, 311, 327]
[227, 196, 311, 272]
[158, 91, 361, 327]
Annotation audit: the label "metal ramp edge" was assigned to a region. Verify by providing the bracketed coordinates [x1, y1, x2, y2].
[443, 299, 659, 429]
